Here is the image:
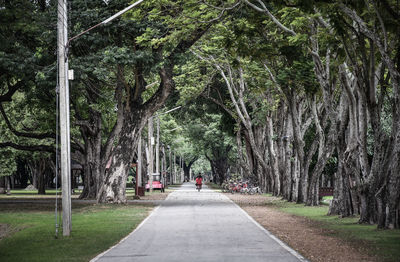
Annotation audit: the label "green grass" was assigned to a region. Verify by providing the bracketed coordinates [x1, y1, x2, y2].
[0, 187, 175, 199]
[267, 199, 400, 262]
[205, 182, 222, 191]
[322, 196, 333, 200]
[0, 189, 83, 199]
[0, 203, 152, 262]
[125, 188, 174, 198]
[320, 196, 333, 206]
[0, 187, 175, 203]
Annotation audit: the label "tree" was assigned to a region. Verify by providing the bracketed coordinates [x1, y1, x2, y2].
[96, 0, 224, 203]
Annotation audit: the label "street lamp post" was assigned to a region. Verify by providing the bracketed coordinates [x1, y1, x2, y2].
[182, 155, 185, 183]
[161, 144, 166, 191]
[152, 106, 181, 187]
[136, 132, 142, 197]
[168, 146, 172, 185]
[148, 118, 154, 193]
[179, 156, 182, 183]
[173, 152, 176, 184]
[156, 117, 160, 177]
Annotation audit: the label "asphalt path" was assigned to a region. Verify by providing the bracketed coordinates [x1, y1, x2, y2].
[92, 182, 307, 262]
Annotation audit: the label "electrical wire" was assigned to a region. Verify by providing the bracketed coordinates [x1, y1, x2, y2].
[55, 40, 60, 239]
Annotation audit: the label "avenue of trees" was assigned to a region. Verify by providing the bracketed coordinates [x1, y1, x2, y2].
[1, 0, 399, 229]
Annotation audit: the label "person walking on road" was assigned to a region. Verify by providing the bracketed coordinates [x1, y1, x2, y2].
[195, 174, 203, 192]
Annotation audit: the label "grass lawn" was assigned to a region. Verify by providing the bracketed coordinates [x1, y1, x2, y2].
[0, 189, 82, 199]
[0, 202, 152, 262]
[125, 188, 175, 198]
[266, 198, 400, 262]
[0, 187, 175, 200]
[205, 182, 222, 192]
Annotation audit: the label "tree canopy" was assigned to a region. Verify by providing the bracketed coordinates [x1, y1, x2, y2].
[1, 0, 399, 229]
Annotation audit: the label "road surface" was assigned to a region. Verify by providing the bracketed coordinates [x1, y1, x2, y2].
[92, 182, 307, 262]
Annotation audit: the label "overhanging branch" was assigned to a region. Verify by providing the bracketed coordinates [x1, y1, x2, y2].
[0, 142, 54, 153]
[0, 103, 55, 139]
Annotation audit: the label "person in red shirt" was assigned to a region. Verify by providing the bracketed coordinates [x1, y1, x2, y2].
[195, 174, 203, 191]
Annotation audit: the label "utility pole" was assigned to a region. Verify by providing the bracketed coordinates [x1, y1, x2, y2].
[173, 152, 176, 184]
[148, 118, 154, 192]
[169, 146, 172, 185]
[58, 0, 71, 237]
[136, 132, 142, 197]
[55, 0, 145, 236]
[156, 117, 160, 177]
[181, 156, 184, 183]
[178, 155, 180, 183]
[179, 156, 182, 183]
[162, 144, 166, 190]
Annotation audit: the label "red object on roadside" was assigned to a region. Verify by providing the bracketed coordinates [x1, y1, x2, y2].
[145, 181, 164, 189]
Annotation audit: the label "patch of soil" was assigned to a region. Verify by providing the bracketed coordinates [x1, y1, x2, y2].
[0, 223, 10, 240]
[226, 194, 379, 262]
[138, 191, 170, 201]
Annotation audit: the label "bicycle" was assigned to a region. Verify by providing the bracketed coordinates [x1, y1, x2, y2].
[240, 182, 249, 194]
[248, 186, 262, 195]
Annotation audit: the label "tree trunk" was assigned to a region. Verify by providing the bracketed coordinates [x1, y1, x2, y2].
[206, 154, 229, 185]
[97, 116, 142, 203]
[266, 117, 280, 196]
[183, 163, 191, 181]
[28, 159, 46, 193]
[6, 176, 11, 195]
[97, 62, 176, 203]
[30, 164, 38, 189]
[284, 115, 294, 201]
[0, 176, 5, 194]
[328, 154, 354, 217]
[37, 158, 46, 195]
[183, 158, 197, 182]
[79, 110, 102, 199]
[283, 90, 311, 203]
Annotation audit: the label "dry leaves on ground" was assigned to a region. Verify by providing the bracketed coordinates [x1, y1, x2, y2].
[226, 194, 379, 262]
[138, 191, 170, 201]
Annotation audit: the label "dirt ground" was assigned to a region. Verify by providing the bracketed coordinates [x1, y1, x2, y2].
[137, 190, 170, 201]
[226, 193, 379, 262]
[0, 223, 10, 240]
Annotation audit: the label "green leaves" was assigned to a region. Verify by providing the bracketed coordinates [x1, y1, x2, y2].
[0, 149, 17, 177]
[127, 0, 220, 50]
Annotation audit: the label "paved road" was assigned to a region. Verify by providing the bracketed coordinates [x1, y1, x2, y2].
[92, 183, 307, 262]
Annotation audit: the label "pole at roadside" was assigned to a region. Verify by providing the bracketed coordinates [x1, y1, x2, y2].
[57, 0, 145, 237]
[57, 0, 71, 237]
[148, 118, 154, 193]
[136, 132, 142, 197]
[156, 117, 160, 178]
